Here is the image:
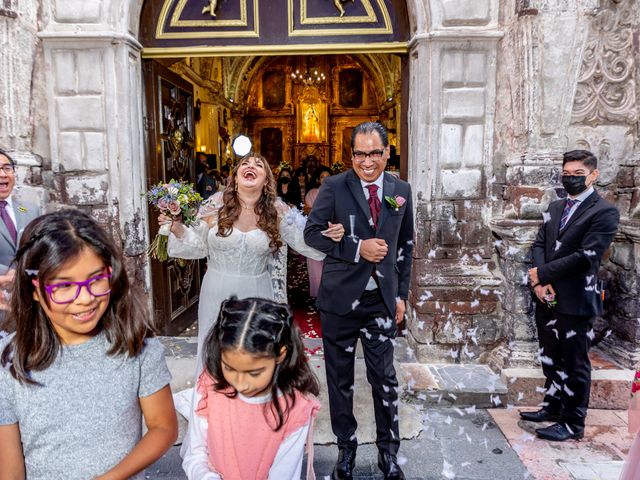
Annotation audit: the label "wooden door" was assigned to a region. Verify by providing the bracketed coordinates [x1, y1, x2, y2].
[143, 60, 201, 335]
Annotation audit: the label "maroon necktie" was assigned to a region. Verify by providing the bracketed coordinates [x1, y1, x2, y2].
[0, 201, 17, 244]
[366, 184, 381, 229]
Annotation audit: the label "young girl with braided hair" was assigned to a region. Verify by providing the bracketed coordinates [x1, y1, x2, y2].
[182, 296, 320, 479]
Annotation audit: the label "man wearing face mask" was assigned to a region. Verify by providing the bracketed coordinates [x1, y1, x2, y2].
[522, 150, 619, 441]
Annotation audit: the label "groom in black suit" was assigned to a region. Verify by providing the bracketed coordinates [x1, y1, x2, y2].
[523, 149, 619, 441]
[304, 122, 413, 480]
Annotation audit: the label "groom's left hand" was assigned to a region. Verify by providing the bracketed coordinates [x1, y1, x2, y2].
[395, 299, 406, 325]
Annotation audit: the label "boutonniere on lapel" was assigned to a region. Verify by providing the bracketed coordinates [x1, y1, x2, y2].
[384, 195, 406, 211]
[18, 206, 27, 213]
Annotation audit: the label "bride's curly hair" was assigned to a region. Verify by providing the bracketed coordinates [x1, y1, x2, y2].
[217, 152, 283, 252]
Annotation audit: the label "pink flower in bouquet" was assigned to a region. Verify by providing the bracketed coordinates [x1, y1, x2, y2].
[157, 198, 169, 211]
[167, 200, 181, 216]
[395, 196, 406, 207]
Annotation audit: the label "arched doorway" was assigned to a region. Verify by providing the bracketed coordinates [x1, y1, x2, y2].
[139, 0, 411, 333]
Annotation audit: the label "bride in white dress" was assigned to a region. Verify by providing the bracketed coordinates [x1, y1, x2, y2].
[160, 153, 344, 371]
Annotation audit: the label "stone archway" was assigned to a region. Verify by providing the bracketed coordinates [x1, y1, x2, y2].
[37, 0, 508, 363]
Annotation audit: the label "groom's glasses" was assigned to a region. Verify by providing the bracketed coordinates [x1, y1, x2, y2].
[352, 150, 384, 161]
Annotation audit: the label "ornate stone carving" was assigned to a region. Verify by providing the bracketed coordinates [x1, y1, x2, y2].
[571, 0, 637, 125]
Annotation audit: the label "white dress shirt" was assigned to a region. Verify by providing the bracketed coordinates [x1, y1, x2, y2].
[563, 185, 594, 225]
[355, 173, 384, 290]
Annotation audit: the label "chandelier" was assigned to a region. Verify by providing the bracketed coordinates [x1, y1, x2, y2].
[291, 65, 326, 87]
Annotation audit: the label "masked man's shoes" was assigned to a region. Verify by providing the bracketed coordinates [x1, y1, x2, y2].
[535, 422, 584, 441]
[331, 448, 356, 480]
[519, 409, 562, 423]
[378, 451, 406, 480]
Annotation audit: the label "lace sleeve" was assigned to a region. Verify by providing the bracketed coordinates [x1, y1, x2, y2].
[198, 191, 224, 227]
[277, 198, 325, 261]
[166, 192, 223, 259]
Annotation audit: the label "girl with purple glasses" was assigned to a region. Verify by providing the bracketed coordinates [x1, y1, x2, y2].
[0, 209, 177, 480]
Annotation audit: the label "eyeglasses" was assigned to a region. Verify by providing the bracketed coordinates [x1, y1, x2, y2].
[0, 164, 15, 174]
[34, 274, 112, 304]
[352, 150, 384, 161]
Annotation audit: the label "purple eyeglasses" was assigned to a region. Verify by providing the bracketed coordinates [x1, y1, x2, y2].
[33, 273, 112, 304]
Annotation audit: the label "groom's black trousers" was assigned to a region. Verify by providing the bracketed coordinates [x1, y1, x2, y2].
[320, 288, 399, 455]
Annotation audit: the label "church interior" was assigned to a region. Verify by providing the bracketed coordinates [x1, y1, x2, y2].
[165, 53, 404, 178]
[156, 52, 405, 337]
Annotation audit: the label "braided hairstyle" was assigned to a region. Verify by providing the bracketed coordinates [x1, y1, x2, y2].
[202, 296, 319, 431]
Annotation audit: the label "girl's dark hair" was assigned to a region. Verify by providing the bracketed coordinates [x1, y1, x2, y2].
[202, 296, 320, 431]
[0, 209, 155, 384]
[217, 152, 283, 252]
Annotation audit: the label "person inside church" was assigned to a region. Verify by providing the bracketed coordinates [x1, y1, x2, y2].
[0, 148, 42, 311]
[195, 159, 217, 201]
[277, 167, 302, 208]
[523, 149, 620, 441]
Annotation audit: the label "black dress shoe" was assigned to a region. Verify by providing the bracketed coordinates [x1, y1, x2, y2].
[536, 422, 584, 441]
[519, 409, 561, 423]
[378, 451, 406, 480]
[332, 448, 356, 480]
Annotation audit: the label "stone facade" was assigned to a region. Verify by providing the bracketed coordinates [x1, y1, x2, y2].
[0, 0, 637, 367]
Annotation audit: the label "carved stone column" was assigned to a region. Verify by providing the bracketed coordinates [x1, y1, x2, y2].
[406, 0, 505, 363]
[37, 0, 149, 274]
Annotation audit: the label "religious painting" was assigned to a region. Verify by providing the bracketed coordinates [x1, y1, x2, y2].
[339, 69, 363, 109]
[341, 127, 354, 169]
[262, 70, 286, 110]
[297, 87, 327, 143]
[260, 127, 283, 168]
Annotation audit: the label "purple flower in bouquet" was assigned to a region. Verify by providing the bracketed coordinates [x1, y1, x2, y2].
[145, 180, 203, 261]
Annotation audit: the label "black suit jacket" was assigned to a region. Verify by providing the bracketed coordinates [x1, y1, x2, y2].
[303, 170, 414, 316]
[532, 190, 619, 317]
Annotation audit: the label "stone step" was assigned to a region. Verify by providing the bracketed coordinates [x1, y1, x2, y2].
[501, 366, 634, 410]
[400, 362, 508, 408]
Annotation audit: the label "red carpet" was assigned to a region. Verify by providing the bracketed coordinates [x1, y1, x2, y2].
[286, 250, 323, 355]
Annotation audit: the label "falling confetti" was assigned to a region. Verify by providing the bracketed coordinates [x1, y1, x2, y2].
[555, 240, 562, 251]
[566, 330, 576, 339]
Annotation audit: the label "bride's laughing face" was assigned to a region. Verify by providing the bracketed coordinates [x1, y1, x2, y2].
[236, 156, 267, 191]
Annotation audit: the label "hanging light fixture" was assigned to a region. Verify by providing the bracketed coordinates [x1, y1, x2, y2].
[291, 59, 326, 87]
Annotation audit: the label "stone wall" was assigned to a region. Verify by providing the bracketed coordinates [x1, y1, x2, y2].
[406, 0, 505, 364]
[0, 0, 47, 205]
[490, 0, 640, 368]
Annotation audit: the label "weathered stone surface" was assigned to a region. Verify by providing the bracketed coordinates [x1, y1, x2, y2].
[62, 173, 109, 205]
[443, 88, 485, 120]
[441, 168, 482, 199]
[53, 0, 102, 23]
[609, 243, 634, 270]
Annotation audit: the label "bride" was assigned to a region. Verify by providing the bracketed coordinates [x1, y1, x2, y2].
[159, 152, 343, 370]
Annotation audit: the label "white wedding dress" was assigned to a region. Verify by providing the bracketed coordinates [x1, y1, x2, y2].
[167, 192, 324, 371]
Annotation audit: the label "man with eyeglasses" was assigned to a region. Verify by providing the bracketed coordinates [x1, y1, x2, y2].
[523, 150, 619, 441]
[304, 122, 413, 480]
[0, 148, 42, 310]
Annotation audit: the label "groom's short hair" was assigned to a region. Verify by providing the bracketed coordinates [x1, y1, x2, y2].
[351, 122, 389, 149]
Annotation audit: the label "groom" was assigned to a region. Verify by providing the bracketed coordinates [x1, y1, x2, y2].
[304, 122, 413, 480]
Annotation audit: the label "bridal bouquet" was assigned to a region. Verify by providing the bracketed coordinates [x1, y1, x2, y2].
[146, 180, 203, 261]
